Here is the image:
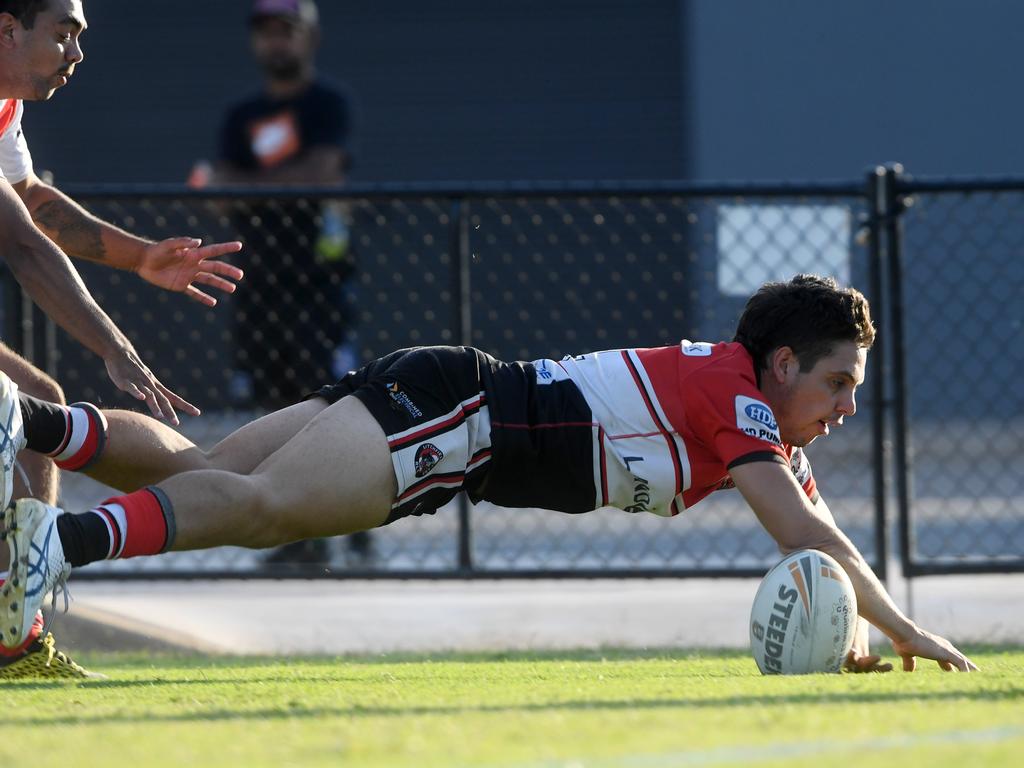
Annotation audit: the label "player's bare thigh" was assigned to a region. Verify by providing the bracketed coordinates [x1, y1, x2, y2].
[90, 399, 330, 490]
[204, 397, 331, 474]
[249, 395, 396, 534]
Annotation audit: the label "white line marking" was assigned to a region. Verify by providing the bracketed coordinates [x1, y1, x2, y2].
[494, 725, 1024, 768]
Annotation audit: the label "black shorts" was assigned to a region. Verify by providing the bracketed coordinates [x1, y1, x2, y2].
[310, 346, 598, 525]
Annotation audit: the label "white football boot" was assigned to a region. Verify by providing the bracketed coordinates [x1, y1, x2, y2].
[0, 370, 26, 511]
[0, 499, 71, 649]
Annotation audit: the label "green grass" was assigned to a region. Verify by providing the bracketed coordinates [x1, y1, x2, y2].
[1, 647, 1022, 768]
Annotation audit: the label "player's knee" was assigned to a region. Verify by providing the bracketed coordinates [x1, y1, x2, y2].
[202, 441, 237, 472]
[240, 476, 309, 547]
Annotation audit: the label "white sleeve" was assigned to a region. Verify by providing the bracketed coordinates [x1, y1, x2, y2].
[0, 102, 34, 184]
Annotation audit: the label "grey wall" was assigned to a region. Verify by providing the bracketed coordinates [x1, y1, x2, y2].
[21, 1, 1024, 185]
[21, 0, 686, 184]
[689, 0, 1024, 180]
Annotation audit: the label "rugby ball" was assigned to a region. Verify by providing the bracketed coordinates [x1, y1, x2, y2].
[749, 549, 857, 675]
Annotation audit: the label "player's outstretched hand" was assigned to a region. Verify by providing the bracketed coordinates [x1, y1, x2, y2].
[843, 649, 894, 673]
[104, 347, 200, 426]
[137, 237, 244, 306]
[891, 627, 979, 672]
[842, 616, 893, 673]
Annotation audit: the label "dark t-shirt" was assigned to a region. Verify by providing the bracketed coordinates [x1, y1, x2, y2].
[217, 79, 358, 404]
[219, 78, 355, 171]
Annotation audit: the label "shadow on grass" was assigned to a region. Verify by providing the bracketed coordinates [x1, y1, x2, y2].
[70, 647, 750, 668]
[1, 686, 1021, 727]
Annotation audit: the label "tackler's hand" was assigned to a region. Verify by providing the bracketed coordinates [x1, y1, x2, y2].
[104, 346, 200, 426]
[137, 237, 244, 306]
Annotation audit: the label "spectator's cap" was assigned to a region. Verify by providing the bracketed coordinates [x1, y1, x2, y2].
[250, 0, 319, 26]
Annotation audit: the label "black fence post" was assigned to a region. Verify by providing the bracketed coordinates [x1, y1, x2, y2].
[449, 198, 474, 572]
[881, 164, 915, 581]
[865, 166, 890, 583]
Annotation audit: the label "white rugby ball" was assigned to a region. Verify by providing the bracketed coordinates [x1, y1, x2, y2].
[749, 549, 857, 675]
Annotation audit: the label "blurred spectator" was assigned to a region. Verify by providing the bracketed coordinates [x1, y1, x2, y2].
[202, 0, 370, 566]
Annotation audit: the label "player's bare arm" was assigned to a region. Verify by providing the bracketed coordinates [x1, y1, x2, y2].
[731, 460, 978, 672]
[0, 178, 196, 423]
[14, 173, 243, 306]
[804, 494, 893, 672]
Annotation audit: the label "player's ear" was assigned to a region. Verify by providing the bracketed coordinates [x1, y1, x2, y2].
[0, 13, 19, 47]
[769, 346, 798, 383]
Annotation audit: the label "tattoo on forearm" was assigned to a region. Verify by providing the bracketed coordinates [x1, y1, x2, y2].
[33, 198, 108, 261]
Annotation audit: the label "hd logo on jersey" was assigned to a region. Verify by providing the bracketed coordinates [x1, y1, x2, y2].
[734, 395, 782, 447]
[414, 443, 444, 478]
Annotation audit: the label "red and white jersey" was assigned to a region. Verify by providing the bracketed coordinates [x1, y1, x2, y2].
[0, 99, 34, 184]
[533, 341, 817, 517]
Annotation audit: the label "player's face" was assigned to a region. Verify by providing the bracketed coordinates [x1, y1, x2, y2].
[250, 17, 315, 81]
[8, 0, 86, 100]
[769, 340, 866, 448]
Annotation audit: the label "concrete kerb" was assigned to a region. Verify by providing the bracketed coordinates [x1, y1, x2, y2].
[54, 573, 1024, 656]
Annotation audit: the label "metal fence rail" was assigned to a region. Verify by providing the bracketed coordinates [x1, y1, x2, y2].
[890, 169, 1024, 575]
[7, 172, 1022, 579]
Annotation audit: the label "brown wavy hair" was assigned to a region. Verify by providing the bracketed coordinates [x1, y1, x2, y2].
[733, 274, 875, 373]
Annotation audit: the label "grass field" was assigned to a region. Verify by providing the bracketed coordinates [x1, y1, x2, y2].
[1, 647, 1021, 768]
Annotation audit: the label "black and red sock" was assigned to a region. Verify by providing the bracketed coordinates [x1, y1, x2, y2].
[56, 487, 176, 567]
[18, 394, 108, 471]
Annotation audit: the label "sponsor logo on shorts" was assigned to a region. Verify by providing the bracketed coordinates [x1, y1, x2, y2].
[414, 443, 444, 478]
[734, 395, 782, 447]
[387, 382, 423, 419]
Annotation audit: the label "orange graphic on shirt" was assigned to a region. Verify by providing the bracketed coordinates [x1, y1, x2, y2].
[249, 110, 301, 168]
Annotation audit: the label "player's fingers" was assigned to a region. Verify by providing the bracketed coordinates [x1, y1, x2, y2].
[156, 380, 201, 419]
[939, 659, 956, 672]
[184, 284, 218, 307]
[194, 241, 242, 259]
[146, 382, 179, 426]
[121, 381, 148, 402]
[135, 384, 165, 421]
[858, 654, 885, 672]
[966, 657, 980, 672]
[193, 272, 238, 294]
[902, 654, 916, 672]
[204, 260, 245, 280]
[846, 653, 892, 674]
[162, 236, 203, 251]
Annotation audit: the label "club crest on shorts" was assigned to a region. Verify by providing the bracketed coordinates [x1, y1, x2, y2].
[414, 443, 444, 478]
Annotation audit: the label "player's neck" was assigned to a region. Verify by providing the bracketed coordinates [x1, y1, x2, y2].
[264, 68, 315, 100]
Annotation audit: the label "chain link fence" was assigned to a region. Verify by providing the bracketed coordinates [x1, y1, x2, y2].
[14, 174, 1019, 578]
[890, 176, 1024, 574]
